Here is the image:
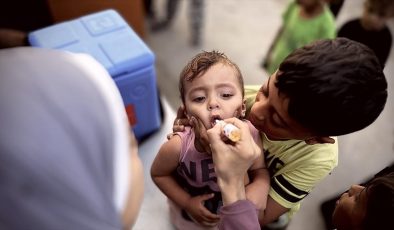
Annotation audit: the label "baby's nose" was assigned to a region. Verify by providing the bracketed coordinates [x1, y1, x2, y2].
[208, 104, 219, 111]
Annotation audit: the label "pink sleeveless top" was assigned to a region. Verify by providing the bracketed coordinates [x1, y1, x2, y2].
[175, 120, 260, 192]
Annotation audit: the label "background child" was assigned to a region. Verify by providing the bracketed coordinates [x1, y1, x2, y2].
[325, 0, 345, 18]
[322, 162, 394, 230]
[145, 0, 205, 46]
[337, 0, 394, 67]
[262, 0, 336, 75]
[151, 51, 270, 229]
[332, 171, 394, 230]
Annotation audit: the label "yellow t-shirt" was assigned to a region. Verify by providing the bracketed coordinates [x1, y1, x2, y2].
[245, 85, 338, 218]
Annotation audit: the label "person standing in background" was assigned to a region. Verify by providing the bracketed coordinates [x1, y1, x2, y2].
[262, 0, 336, 75]
[337, 0, 394, 67]
[325, 0, 345, 18]
[145, 0, 205, 46]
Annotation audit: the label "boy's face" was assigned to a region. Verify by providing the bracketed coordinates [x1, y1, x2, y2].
[183, 63, 245, 130]
[332, 185, 367, 230]
[248, 71, 314, 141]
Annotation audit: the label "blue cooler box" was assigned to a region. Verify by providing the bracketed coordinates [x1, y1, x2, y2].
[28, 9, 161, 140]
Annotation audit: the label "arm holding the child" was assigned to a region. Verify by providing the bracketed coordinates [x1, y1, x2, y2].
[150, 135, 220, 226]
[243, 124, 270, 212]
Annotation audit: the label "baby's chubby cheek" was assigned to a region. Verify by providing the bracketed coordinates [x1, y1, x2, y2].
[232, 107, 244, 118]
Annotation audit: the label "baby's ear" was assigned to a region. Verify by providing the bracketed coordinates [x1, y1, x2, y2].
[241, 99, 247, 117]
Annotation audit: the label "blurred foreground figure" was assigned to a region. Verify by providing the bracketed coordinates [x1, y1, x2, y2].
[0, 47, 144, 230]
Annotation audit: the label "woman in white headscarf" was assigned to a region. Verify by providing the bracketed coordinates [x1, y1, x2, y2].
[0, 47, 144, 230]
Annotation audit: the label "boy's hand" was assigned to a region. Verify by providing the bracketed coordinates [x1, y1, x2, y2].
[167, 106, 189, 139]
[173, 106, 189, 132]
[184, 194, 220, 227]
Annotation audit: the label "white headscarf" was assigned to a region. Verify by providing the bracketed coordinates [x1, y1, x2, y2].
[0, 47, 130, 230]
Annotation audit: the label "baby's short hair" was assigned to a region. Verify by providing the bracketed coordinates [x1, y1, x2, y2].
[178, 50, 244, 104]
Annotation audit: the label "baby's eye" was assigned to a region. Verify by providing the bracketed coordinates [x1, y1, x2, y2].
[193, 96, 205, 102]
[221, 93, 233, 98]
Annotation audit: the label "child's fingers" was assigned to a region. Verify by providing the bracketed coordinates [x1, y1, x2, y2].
[199, 194, 220, 222]
[171, 105, 188, 133]
[190, 116, 211, 153]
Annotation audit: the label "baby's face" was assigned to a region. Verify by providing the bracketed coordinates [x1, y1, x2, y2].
[183, 63, 245, 130]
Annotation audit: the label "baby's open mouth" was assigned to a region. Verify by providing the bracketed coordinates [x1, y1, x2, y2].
[210, 115, 222, 128]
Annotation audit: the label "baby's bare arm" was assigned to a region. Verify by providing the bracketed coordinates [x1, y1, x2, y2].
[151, 136, 192, 209]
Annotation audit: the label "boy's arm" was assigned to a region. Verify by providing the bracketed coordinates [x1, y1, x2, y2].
[245, 137, 270, 211]
[246, 145, 289, 226]
[259, 197, 289, 226]
[259, 152, 338, 226]
[246, 166, 270, 210]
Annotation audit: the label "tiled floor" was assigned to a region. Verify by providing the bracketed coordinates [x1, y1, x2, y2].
[135, 1, 394, 229]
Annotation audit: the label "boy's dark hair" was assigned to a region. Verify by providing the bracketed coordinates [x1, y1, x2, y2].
[276, 38, 387, 136]
[363, 172, 394, 230]
[178, 50, 244, 104]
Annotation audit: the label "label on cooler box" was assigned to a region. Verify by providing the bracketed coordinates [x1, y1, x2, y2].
[126, 104, 137, 126]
